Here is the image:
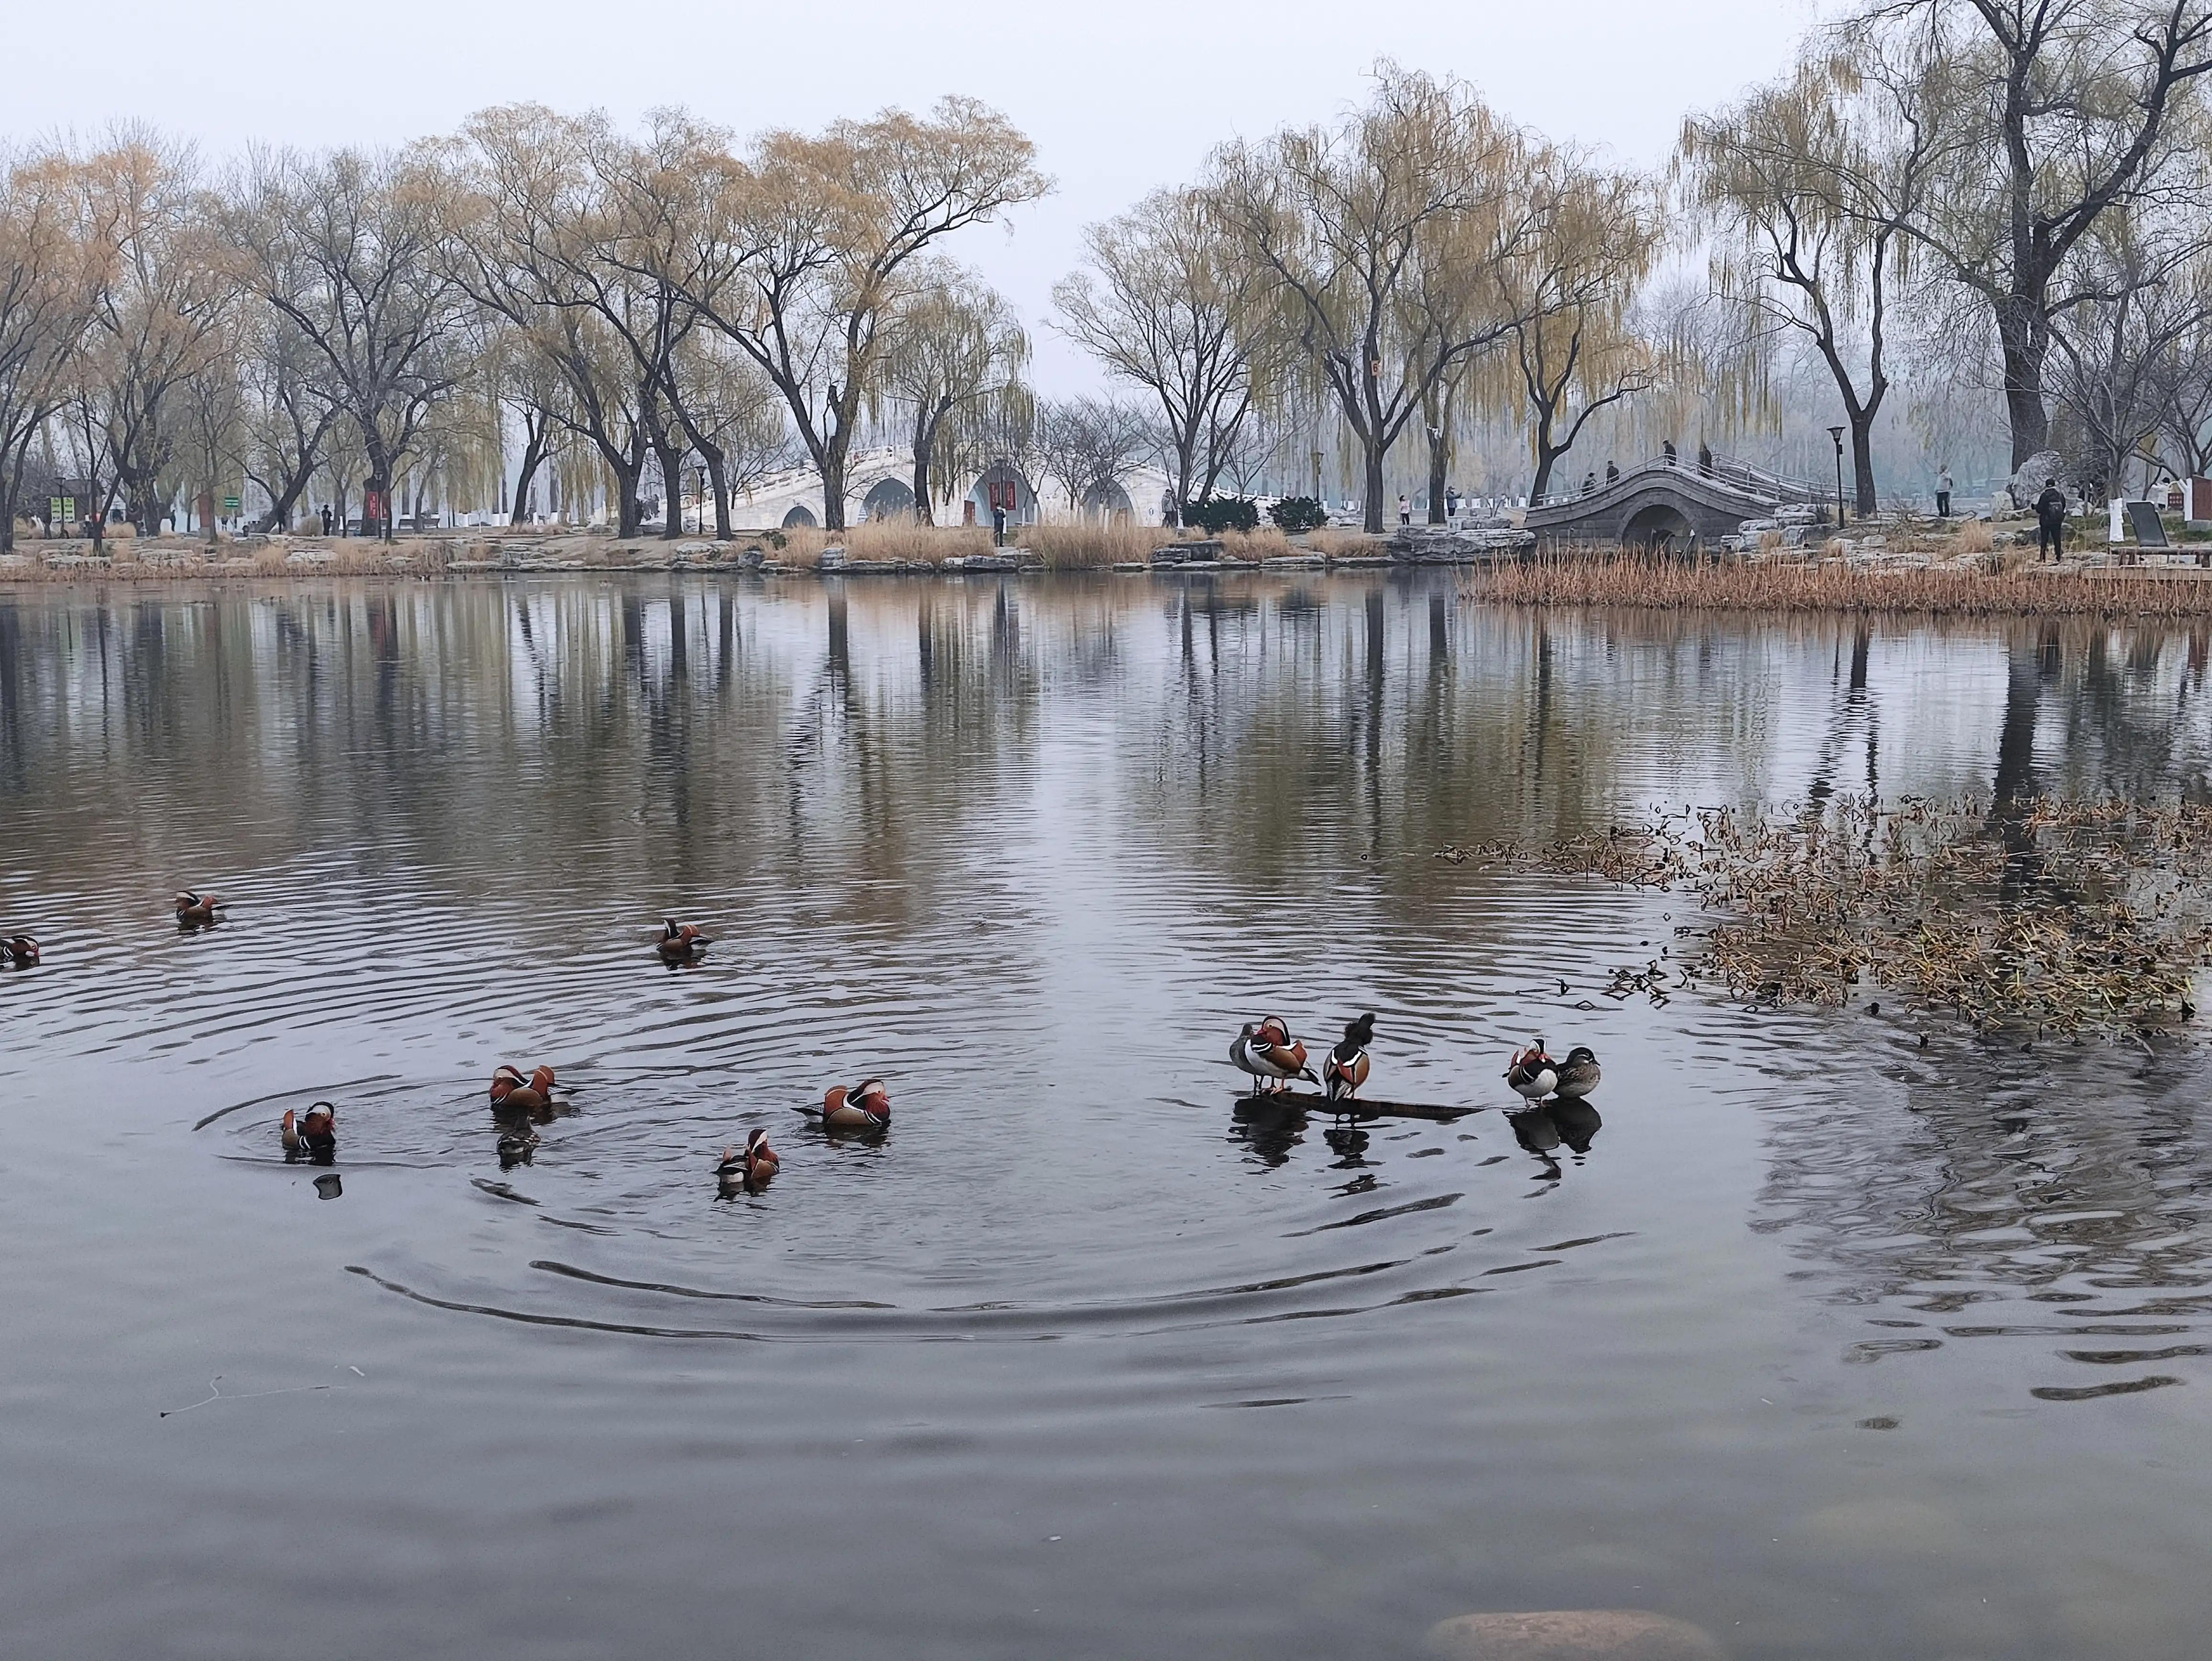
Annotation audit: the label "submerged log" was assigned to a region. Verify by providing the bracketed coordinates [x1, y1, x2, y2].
[1235, 1090, 1476, 1121]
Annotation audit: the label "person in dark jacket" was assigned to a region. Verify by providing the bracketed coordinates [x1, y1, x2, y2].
[2035, 479, 2068, 561]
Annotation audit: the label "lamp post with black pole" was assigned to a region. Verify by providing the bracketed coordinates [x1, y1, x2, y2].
[1827, 425, 1847, 530]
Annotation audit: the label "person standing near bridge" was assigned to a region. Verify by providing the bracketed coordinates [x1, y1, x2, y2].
[1605, 460, 1619, 486]
[1662, 439, 1677, 467]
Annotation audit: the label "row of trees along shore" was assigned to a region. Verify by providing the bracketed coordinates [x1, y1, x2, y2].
[7, 0, 2212, 549]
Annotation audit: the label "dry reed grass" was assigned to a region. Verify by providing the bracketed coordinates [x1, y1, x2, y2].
[1460, 796, 2212, 1033]
[1951, 519, 1996, 554]
[1022, 519, 1168, 569]
[1305, 526, 1388, 558]
[1467, 550, 2212, 618]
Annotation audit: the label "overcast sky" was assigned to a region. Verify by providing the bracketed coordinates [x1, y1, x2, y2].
[10, 0, 1834, 391]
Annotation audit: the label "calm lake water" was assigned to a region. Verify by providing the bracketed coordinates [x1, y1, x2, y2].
[3, 574, 2210, 1661]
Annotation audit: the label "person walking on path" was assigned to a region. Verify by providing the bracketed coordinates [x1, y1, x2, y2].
[1605, 460, 1619, 486]
[1662, 439, 1678, 467]
[1697, 439, 1713, 475]
[1936, 467, 1953, 520]
[1398, 494, 1411, 526]
[2035, 478, 2068, 561]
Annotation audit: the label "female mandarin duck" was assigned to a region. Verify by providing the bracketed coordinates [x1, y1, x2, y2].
[1231, 1015, 1318, 1094]
[657, 919, 712, 962]
[1552, 1045, 1601, 1101]
[809, 1077, 891, 1129]
[489, 1064, 559, 1112]
[2, 935, 38, 966]
[281, 1101, 338, 1155]
[1506, 1039, 1558, 1104]
[1322, 1013, 1376, 1104]
[175, 890, 223, 926]
[716, 1128, 780, 1190]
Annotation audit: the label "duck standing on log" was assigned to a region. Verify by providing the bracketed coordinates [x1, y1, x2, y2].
[1505, 1040, 1558, 1104]
[1552, 1045, 1601, 1100]
[1231, 1016, 1317, 1095]
[1322, 1013, 1376, 1105]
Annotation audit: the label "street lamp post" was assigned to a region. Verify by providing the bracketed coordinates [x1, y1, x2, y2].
[1827, 426, 1847, 528]
[1312, 449, 1325, 507]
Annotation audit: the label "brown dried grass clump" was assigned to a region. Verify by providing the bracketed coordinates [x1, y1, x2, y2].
[1305, 525, 1388, 558]
[1217, 526, 1294, 561]
[1469, 797, 2212, 1034]
[1951, 519, 1996, 554]
[1466, 550, 2212, 618]
[1023, 519, 1172, 569]
[773, 520, 994, 567]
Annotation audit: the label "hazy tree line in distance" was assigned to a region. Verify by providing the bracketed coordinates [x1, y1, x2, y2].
[5, 0, 2212, 550]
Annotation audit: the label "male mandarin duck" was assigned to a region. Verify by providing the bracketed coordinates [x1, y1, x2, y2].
[657, 919, 712, 962]
[489, 1064, 558, 1112]
[281, 1101, 337, 1154]
[716, 1127, 780, 1189]
[1552, 1045, 1602, 1100]
[2, 935, 38, 965]
[811, 1077, 891, 1129]
[1231, 1015, 1317, 1094]
[1506, 1039, 1558, 1104]
[175, 890, 223, 925]
[1322, 1013, 1375, 1104]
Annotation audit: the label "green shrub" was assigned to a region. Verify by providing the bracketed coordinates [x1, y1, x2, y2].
[1184, 496, 1260, 533]
[1267, 496, 1328, 532]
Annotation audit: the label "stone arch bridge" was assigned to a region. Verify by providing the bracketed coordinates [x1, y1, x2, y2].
[1524, 454, 1830, 551]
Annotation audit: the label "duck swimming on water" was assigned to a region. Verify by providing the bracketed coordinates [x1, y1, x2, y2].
[657, 919, 712, 962]
[1231, 1016, 1317, 1094]
[490, 1064, 558, 1112]
[716, 1128, 779, 1190]
[281, 1102, 337, 1156]
[1505, 1040, 1557, 1104]
[2, 935, 38, 966]
[1323, 1013, 1375, 1105]
[175, 890, 223, 926]
[807, 1078, 891, 1129]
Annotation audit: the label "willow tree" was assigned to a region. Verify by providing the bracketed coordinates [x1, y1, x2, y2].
[880, 265, 1028, 522]
[67, 135, 240, 538]
[1684, 54, 1933, 515]
[1855, 0, 2212, 468]
[0, 151, 101, 551]
[1487, 155, 1660, 505]
[1053, 187, 1268, 513]
[227, 145, 473, 538]
[687, 99, 1050, 531]
[1209, 66, 1540, 533]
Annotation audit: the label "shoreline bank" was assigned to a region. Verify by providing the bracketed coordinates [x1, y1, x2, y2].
[13, 533, 2212, 617]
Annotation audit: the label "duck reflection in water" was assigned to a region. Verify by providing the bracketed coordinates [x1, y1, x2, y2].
[1230, 1097, 1306, 1167]
[312, 1173, 343, 1199]
[1507, 1100, 1604, 1180]
[496, 1125, 540, 1168]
